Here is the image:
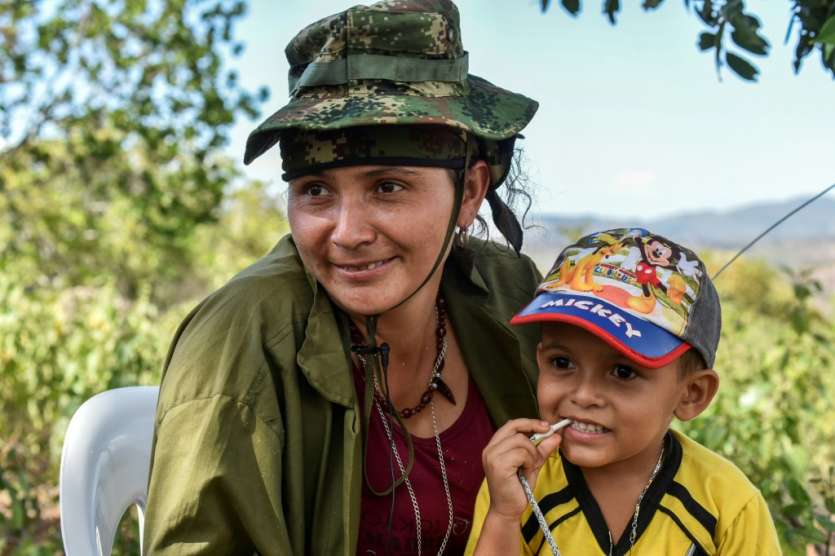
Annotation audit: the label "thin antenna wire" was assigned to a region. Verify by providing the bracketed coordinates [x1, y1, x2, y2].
[712, 183, 835, 279]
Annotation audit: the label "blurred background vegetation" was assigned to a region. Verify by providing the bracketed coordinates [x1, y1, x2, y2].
[1, 0, 833, 555]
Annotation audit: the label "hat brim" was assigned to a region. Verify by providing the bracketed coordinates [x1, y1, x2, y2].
[244, 75, 538, 165]
[511, 292, 691, 369]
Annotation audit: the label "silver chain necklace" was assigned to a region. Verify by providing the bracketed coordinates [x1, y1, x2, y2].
[360, 319, 455, 556]
[627, 444, 665, 552]
[522, 442, 665, 556]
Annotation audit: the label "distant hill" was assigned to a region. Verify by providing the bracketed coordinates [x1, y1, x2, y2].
[523, 195, 835, 291]
[527, 195, 835, 248]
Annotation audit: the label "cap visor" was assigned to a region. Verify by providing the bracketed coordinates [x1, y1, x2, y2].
[511, 292, 690, 369]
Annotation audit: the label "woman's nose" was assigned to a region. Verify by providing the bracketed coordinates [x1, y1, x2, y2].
[330, 198, 376, 249]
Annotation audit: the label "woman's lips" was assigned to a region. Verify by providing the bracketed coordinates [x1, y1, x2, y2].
[333, 256, 396, 278]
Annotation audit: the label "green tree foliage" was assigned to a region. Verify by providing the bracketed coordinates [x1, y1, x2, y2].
[1, 131, 239, 299]
[539, 0, 835, 81]
[0, 0, 284, 552]
[0, 0, 268, 299]
[0, 184, 286, 553]
[0, 275, 167, 554]
[679, 255, 835, 553]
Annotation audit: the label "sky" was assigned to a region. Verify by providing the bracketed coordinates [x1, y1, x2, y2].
[226, 0, 834, 219]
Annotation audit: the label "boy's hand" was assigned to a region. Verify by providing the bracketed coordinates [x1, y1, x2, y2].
[481, 419, 563, 521]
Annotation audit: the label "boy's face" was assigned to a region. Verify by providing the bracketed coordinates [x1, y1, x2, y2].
[536, 322, 689, 473]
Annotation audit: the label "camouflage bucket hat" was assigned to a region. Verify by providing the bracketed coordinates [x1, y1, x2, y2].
[243, 0, 539, 169]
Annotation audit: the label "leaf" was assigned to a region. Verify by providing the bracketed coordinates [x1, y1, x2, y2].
[731, 29, 769, 56]
[642, 0, 664, 10]
[815, 513, 835, 532]
[561, 0, 580, 16]
[816, 15, 835, 45]
[726, 52, 759, 81]
[696, 1, 718, 26]
[604, 0, 620, 24]
[782, 502, 807, 517]
[787, 478, 812, 505]
[698, 32, 717, 51]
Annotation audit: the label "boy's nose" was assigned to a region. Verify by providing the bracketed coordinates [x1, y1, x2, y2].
[569, 375, 605, 408]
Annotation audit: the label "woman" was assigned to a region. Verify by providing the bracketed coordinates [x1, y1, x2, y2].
[144, 1, 542, 554]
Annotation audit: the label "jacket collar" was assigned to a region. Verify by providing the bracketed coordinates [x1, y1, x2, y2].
[442, 247, 539, 424]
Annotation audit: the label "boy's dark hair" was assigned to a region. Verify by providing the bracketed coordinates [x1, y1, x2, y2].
[678, 348, 709, 378]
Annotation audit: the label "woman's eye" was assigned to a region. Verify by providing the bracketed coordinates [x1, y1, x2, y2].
[376, 181, 404, 194]
[550, 356, 574, 370]
[612, 364, 637, 380]
[305, 183, 328, 197]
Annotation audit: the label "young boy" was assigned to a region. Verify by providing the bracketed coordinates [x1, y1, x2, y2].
[465, 228, 781, 555]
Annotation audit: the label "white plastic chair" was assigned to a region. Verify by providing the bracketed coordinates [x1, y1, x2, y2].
[59, 386, 159, 556]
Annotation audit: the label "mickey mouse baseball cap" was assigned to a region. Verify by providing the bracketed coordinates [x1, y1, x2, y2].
[512, 228, 722, 369]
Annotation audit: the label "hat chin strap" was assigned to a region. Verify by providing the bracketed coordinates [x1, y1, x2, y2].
[349, 139, 469, 497]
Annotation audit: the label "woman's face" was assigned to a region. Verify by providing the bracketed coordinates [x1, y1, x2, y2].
[287, 164, 486, 317]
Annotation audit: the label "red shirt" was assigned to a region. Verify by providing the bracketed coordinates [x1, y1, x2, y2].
[353, 371, 495, 555]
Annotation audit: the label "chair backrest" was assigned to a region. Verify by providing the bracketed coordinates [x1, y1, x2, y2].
[60, 386, 159, 556]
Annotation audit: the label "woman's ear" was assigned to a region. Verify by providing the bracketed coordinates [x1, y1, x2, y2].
[457, 159, 491, 228]
[674, 369, 719, 421]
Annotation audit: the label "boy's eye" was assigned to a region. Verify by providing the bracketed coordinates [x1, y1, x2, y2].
[377, 181, 404, 194]
[612, 364, 637, 380]
[550, 356, 575, 370]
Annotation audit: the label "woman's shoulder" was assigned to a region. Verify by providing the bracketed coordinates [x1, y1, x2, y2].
[201, 234, 313, 327]
[224, 233, 312, 300]
[157, 235, 314, 415]
[466, 237, 542, 299]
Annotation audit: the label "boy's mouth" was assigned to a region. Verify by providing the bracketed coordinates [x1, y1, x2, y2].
[563, 416, 610, 434]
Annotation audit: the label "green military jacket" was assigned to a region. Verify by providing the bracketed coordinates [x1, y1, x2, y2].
[144, 235, 542, 555]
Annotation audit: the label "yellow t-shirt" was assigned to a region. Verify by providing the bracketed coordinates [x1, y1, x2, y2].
[465, 430, 781, 555]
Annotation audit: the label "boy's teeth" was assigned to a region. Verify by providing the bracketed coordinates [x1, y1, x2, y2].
[571, 421, 606, 433]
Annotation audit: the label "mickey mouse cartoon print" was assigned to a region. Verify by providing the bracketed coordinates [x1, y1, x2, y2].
[628, 235, 689, 313]
[536, 228, 704, 338]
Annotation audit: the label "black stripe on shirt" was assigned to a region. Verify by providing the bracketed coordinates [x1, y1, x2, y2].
[611, 432, 683, 555]
[533, 507, 582, 555]
[610, 431, 684, 555]
[668, 481, 718, 537]
[521, 487, 574, 543]
[658, 505, 709, 555]
[562, 451, 612, 553]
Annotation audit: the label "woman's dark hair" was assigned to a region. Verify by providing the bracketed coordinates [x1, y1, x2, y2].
[460, 146, 532, 249]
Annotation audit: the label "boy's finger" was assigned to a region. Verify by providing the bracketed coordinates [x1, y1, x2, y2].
[536, 432, 562, 459]
[486, 433, 541, 464]
[489, 418, 551, 444]
[485, 435, 543, 472]
[485, 446, 537, 480]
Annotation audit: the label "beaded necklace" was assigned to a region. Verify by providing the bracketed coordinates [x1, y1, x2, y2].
[350, 296, 455, 555]
[356, 296, 456, 419]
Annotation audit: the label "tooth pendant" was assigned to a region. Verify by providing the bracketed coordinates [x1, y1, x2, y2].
[432, 377, 456, 405]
